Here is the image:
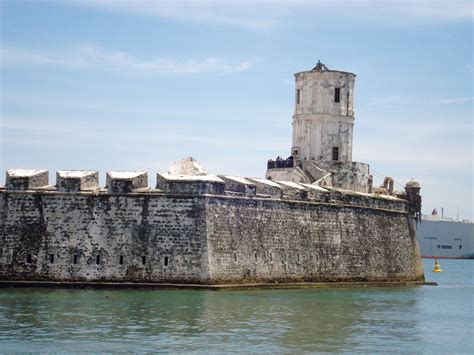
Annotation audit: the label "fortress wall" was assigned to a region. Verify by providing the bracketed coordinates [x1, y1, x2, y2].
[0, 191, 209, 283]
[0, 190, 423, 285]
[205, 196, 424, 283]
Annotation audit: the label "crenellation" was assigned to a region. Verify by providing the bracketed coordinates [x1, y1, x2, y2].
[218, 175, 257, 197]
[106, 171, 148, 193]
[6, 169, 49, 191]
[56, 170, 99, 192]
[247, 178, 282, 198]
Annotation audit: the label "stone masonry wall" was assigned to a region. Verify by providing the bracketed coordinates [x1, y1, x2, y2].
[0, 190, 424, 284]
[0, 191, 209, 283]
[205, 196, 424, 284]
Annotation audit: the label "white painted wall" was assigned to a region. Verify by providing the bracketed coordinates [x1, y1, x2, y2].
[291, 69, 355, 163]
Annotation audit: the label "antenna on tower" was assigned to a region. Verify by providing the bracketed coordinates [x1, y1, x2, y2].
[312, 60, 329, 71]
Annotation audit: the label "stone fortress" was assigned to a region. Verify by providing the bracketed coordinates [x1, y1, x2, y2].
[0, 62, 425, 287]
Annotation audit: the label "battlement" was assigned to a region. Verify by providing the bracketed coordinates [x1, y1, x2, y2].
[106, 171, 148, 193]
[0, 167, 422, 286]
[1, 164, 409, 213]
[57, 171, 99, 192]
[6, 169, 49, 191]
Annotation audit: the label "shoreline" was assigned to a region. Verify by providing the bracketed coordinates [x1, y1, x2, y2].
[0, 280, 437, 290]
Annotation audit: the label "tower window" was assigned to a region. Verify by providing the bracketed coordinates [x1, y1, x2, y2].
[73, 255, 78, 265]
[332, 147, 339, 161]
[296, 89, 300, 104]
[164, 256, 169, 267]
[26, 254, 32, 264]
[334, 88, 340, 103]
[119, 255, 124, 265]
[49, 254, 54, 264]
[96, 255, 101, 265]
[141, 256, 146, 265]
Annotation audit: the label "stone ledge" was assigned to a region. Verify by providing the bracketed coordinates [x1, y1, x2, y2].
[0, 280, 437, 290]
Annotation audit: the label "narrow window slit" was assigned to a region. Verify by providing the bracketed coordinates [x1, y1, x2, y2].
[164, 256, 169, 267]
[26, 254, 32, 264]
[49, 254, 54, 264]
[96, 255, 101, 265]
[119, 255, 124, 265]
[142, 256, 146, 265]
[73, 255, 78, 265]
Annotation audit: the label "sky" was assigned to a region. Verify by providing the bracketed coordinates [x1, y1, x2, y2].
[0, 0, 472, 220]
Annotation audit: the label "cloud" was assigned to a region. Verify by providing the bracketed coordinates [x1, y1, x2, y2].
[0, 115, 286, 153]
[0, 45, 254, 75]
[69, 0, 289, 30]
[366, 95, 474, 108]
[68, 0, 473, 30]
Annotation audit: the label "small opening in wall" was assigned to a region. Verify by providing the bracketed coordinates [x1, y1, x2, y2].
[255, 253, 258, 262]
[234, 253, 237, 262]
[26, 254, 32, 264]
[73, 255, 78, 265]
[334, 87, 340, 103]
[119, 255, 124, 265]
[164, 256, 169, 267]
[332, 147, 339, 161]
[49, 254, 54, 264]
[96, 255, 101, 265]
[459, 245, 462, 250]
[297, 254, 300, 262]
[296, 89, 300, 104]
[142, 256, 146, 265]
[293, 149, 299, 157]
[270, 253, 273, 261]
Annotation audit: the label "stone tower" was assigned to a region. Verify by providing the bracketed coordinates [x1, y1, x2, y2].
[266, 61, 372, 193]
[291, 60, 355, 163]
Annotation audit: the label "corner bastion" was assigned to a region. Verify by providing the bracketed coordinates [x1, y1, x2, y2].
[0, 158, 424, 285]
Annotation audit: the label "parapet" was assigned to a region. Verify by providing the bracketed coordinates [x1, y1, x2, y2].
[6, 169, 49, 190]
[106, 171, 147, 193]
[277, 180, 308, 200]
[56, 171, 98, 192]
[247, 178, 282, 198]
[156, 157, 225, 195]
[156, 173, 225, 195]
[218, 175, 256, 197]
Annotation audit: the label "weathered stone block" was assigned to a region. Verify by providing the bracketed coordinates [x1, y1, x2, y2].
[276, 180, 308, 200]
[156, 173, 225, 195]
[218, 175, 256, 197]
[106, 171, 148, 193]
[246, 178, 282, 198]
[56, 171, 98, 192]
[6, 169, 49, 190]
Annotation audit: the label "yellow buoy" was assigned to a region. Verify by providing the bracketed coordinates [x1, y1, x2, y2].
[432, 258, 442, 273]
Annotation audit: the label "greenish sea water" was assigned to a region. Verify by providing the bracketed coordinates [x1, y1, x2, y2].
[0, 259, 472, 353]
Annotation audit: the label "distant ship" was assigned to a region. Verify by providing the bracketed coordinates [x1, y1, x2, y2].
[417, 209, 474, 259]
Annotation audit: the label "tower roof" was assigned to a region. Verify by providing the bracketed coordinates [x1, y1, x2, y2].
[295, 60, 355, 77]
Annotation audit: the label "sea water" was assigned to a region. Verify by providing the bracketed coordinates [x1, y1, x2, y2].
[0, 259, 472, 352]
